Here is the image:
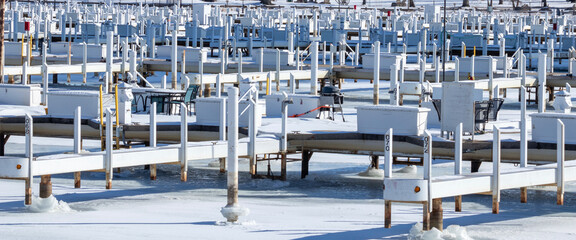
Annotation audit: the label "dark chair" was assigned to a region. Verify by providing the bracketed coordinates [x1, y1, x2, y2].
[169, 85, 200, 115]
[474, 101, 490, 133]
[150, 96, 166, 114]
[488, 98, 504, 121]
[431, 99, 441, 121]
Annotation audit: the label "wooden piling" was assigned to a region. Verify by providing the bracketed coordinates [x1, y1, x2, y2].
[74, 172, 81, 188]
[281, 153, 287, 181]
[370, 155, 379, 169]
[384, 200, 392, 228]
[431, 198, 443, 230]
[520, 187, 527, 203]
[301, 150, 313, 179]
[219, 157, 226, 173]
[25, 179, 32, 205]
[423, 202, 430, 230]
[40, 175, 52, 198]
[455, 195, 462, 212]
[150, 164, 157, 180]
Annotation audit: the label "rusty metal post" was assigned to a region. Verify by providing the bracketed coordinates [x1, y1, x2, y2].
[40, 175, 52, 198]
[370, 155, 379, 169]
[423, 202, 430, 230]
[431, 198, 443, 230]
[281, 153, 287, 181]
[520, 187, 527, 203]
[384, 200, 392, 228]
[455, 195, 462, 212]
[25, 179, 32, 205]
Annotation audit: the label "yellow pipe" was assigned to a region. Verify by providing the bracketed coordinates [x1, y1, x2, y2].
[115, 84, 119, 127]
[463, 44, 466, 57]
[29, 35, 33, 62]
[266, 75, 270, 95]
[473, 46, 476, 57]
[99, 85, 104, 126]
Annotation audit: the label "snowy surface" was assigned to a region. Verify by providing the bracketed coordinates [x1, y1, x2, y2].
[4, 1, 576, 238]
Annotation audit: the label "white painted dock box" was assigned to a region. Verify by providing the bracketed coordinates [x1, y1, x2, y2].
[47, 91, 112, 118]
[495, 56, 513, 70]
[265, 94, 319, 118]
[50, 42, 72, 55]
[459, 56, 497, 75]
[71, 44, 106, 60]
[362, 53, 403, 72]
[192, 4, 211, 25]
[531, 113, 576, 144]
[4, 42, 29, 57]
[0, 84, 42, 106]
[156, 46, 207, 62]
[356, 105, 430, 136]
[253, 48, 295, 66]
[450, 34, 483, 48]
[195, 97, 261, 127]
[531, 24, 547, 35]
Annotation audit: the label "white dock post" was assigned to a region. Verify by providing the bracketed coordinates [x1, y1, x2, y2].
[161, 75, 167, 89]
[122, 40, 127, 81]
[171, 22, 178, 89]
[311, 41, 319, 95]
[22, 60, 28, 85]
[432, 42, 437, 69]
[454, 57, 460, 82]
[290, 73, 295, 94]
[222, 47, 227, 74]
[181, 51, 187, 88]
[248, 89, 258, 176]
[471, 56, 475, 80]
[521, 53, 526, 86]
[83, 42, 87, 83]
[106, 31, 113, 94]
[323, 41, 327, 65]
[180, 103, 188, 182]
[42, 63, 48, 105]
[557, 119, 565, 205]
[520, 86, 528, 168]
[218, 97, 227, 173]
[399, 55, 405, 83]
[129, 50, 136, 82]
[216, 73, 222, 98]
[455, 123, 463, 211]
[434, 56, 440, 83]
[503, 53, 509, 79]
[296, 46, 301, 70]
[384, 128, 393, 229]
[199, 50, 204, 94]
[390, 64, 399, 106]
[276, 48, 280, 91]
[538, 53, 547, 113]
[419, 57, 425, 84]
[221, 87, 249, 222]
[355, 43, 360, 66]
[492, 126, 501, 214]
[548, 39, 554, 73]
[489, 56, 494, 99]
[74, 107, 82, 188]
[24, 114, 33, 205]
[423, 130, 433, 230]
[150, 103, 157, 180]
[259, 48, 264, 73]
[373, 41, 380, 105]
[105, 109, 113, 189]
